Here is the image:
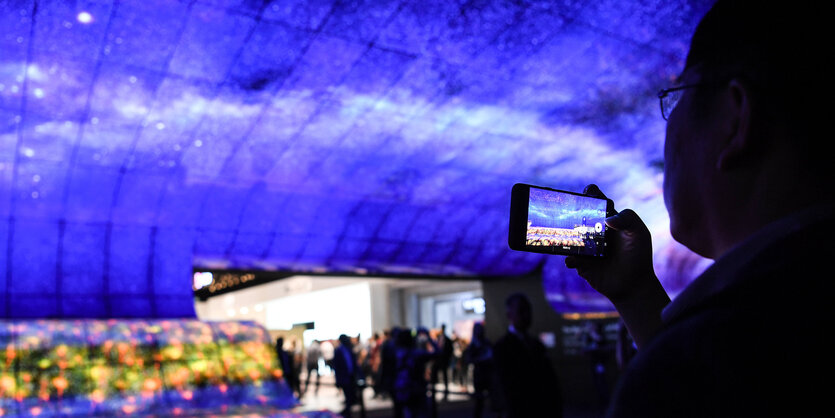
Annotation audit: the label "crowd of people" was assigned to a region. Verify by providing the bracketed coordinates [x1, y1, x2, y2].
[275, 323, 478, 417]
[272, 291, 620, 418]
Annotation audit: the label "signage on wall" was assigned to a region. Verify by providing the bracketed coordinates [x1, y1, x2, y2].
[193, 269, 294, 300]
[462, 297, 486, 315]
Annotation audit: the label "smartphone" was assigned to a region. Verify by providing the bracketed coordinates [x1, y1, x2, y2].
[508, 183, 609, 257]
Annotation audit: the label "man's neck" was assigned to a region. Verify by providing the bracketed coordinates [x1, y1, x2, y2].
[709, 145, 834, 259]
[508, 324, 527, 336]
[712, 198, 835, 260]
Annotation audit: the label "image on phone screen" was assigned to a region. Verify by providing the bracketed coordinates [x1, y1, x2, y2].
[525, 187, 607, 257]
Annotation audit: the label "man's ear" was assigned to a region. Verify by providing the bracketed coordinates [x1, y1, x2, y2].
[716, 78, 753, 170]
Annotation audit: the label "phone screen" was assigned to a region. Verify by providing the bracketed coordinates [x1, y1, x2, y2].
[509, 184, 608, 257]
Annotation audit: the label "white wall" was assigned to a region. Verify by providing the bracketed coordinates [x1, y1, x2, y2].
[195, 276, 483, 340]
[264, 281, 373, 342]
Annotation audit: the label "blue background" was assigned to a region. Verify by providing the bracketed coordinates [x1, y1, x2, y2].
[0, 0, 715, 317]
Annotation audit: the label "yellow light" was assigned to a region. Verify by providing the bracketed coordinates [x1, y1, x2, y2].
[0, 375, 15, 393]
[561, 311, 619, 320]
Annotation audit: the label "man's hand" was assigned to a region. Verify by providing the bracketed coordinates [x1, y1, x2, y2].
[565, 185, 656, 303]
[565, 184, 670, 348]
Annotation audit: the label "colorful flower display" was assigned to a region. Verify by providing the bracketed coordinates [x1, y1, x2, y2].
[0, 319, 307, 416]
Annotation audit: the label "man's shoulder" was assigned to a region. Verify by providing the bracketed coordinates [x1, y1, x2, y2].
[494, 332, 516, 347]
[615, 313, 831, 417]
[614, 288, 833, 415]
[665, 216, 834, 325]
[492, 333, 516, 355]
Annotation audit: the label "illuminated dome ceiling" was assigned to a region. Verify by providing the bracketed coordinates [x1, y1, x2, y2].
[0, 0, 715, 316]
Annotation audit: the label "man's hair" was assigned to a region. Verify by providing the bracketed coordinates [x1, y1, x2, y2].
[505, 292, 531, 309]
[685, 1, 830, 145]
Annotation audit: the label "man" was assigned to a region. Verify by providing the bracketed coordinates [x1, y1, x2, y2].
[332, 334, 362, 418]
[378, 328, 399, 401]
[275, 337, 299, 398]
[303, 339, 321, 395]
[463, 322, 494, 418]
[493, 293, 562, 418]
[430, 323, 454, 401]
[566, 1, 833, 416]
[393, 327, 438, 418]
[320, 338, 335, 373]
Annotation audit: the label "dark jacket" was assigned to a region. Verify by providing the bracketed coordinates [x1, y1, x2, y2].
[494, 330, 563, 418]
[608, 209, 835, 417]
[332, 344, 360, 389]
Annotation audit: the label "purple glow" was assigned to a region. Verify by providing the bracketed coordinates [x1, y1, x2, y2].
[0, 0, 716, 317]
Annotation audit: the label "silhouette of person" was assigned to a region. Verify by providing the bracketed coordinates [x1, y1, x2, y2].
[332, 334, 362, 418]
[394, 327, 438, 418]
[430, 323, 454, 401]
[493, 293, 562, 418]
[463, 322, 494, 418]
[582, 321, 610, 406]
[371, 331, 388, 399]
[275, 337, 299, 398]
[451, 333, 466, 387]
[290, 338, 304, 397]
[303, 339, 321, 395]
[379, 327, 400, 402]
[565, 1, 834, 416]
[614, 320, 635, 372]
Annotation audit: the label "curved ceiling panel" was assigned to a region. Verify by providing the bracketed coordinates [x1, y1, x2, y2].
[0, 0, 716, 317]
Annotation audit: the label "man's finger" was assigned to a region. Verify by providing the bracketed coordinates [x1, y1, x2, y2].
[565, 256, 577, 269]
[584, 184, 617, 216]
[605, 208, 642, 232]
[583, 184, 606, 199]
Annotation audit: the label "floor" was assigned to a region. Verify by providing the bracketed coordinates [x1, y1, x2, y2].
[292, 371, 474, 414]
[289, 370, 605, 418]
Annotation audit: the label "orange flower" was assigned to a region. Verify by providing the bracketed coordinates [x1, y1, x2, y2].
[142, 378, 161, 393]
[52, 376, 68, 392]
[55, 344, 68, 358]
[91, 389, 105, 404]
[0, 375, 15, 394]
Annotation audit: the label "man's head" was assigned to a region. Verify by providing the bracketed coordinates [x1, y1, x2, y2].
[472, 322, 485, 340]
[505, 293, 533, 332]
[663, 0, 832, 258]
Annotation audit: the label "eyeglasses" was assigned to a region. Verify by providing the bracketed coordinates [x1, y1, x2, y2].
[657, 84, 703, 121]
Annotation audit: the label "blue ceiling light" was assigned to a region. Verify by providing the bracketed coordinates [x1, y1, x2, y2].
[0, 0, 715, 318]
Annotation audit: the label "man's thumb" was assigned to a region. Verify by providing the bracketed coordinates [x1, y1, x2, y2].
[605, 208, 643, 232]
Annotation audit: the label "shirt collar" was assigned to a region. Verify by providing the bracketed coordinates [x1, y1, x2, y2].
[508, 324, 525, 337]
[662, 202, 835, 324]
